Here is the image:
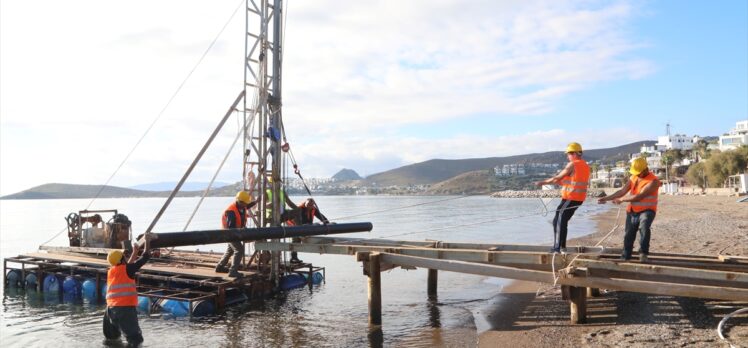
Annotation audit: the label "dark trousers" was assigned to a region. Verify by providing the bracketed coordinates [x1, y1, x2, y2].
[552, 199, 583, 251]
[622, 210, 656, 259]
[218, 241, 244, 271]
[103, 306, 143, 346]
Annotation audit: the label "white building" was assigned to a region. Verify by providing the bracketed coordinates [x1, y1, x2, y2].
[657, 134, 694, 151]
[719, 120, 748, 151]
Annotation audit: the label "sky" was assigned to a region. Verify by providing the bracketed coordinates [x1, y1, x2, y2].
[1, 0, 747, 196]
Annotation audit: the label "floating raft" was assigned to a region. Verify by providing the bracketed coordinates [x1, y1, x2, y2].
[3, 246, 324, 318]
[256, 236, 748, 324]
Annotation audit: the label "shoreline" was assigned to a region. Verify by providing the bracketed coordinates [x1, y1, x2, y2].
[477, 195, 748, 347]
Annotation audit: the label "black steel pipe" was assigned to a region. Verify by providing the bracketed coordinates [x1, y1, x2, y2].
[137, 222, 373, 249]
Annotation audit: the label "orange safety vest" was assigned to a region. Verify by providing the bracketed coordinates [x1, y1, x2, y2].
[106, 264, 138, 307]
[222, 202, 246, 229]
[560, 159, 590, 202]
[628, 172, 659, 213]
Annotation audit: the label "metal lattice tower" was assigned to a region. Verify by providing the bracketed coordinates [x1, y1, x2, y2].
[242, 0, 284, 280]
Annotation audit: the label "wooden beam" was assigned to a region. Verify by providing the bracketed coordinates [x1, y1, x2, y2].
[427, 269, 438, 298]
[302, 237, 720, 260]
[568, 286, 587, 324]
[256, 241, 566, 269]
[574, 259, 748, 286]
[368, 253, 382, 326]
[376, 253, 748, 301]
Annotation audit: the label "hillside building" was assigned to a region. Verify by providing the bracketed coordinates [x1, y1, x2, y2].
[719, 120, 748, 151]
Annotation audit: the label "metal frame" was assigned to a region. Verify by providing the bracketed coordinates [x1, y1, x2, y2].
[243, 0, 285, 284]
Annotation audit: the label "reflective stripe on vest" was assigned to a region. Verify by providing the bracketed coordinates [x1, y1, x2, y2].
[561, 159, 590, 202]
[222, 202, 246, 229]
[106, 264, 138, 307]
[628, 172, 659, 213]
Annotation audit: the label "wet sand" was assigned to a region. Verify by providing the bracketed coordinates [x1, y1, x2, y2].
[478, 195, 748, 347]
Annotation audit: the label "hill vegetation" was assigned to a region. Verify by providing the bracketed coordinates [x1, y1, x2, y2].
[365, 141, 654, 186]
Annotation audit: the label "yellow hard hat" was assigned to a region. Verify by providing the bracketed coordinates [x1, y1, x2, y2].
[107, 250, 124, 266]
[236, 191, 252, 204]
[629, 157, 648, 176]
[565, 142, 583, 153]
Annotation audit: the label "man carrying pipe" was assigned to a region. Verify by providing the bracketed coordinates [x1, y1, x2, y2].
[103, 233, 156, 346]
[215, 191, 258, 278]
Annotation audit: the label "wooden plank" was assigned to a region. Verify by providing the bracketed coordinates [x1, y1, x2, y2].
[256, 241, 565, 269]
[377, 253, 748, 301]
[21, 252, 254, 280]
[574, 259, 748, 285]
[302, 237, 720, 259]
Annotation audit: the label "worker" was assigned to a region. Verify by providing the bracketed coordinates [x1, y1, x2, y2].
[287, 198, 330, 263]
[215, 191, 258, 277]
[598, 158, 659, 262]
[265, 176, 300, 223]
[103, 233, 156, 347]
[533, 142, 590, 253]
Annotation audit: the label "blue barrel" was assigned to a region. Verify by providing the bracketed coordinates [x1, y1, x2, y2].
[303, 271, 324, 285]
[279, 274, 307, 290]
[81, 278, 98, 301]
[5, 269, 22, 288]
[191, 300, 215, 317]
[25, 272, 39, 289]
[101, 284, 108, 299]
[158, 299, 190, 317]
[43, 275, 62, 293]
[137, 296, 152, 313]
[62, 276, 82, 298]
[158, 299, 215, 317]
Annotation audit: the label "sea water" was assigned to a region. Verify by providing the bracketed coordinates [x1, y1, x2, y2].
[0, 196, 608, 347]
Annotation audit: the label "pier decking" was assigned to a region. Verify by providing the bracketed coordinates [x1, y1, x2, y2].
[256, 236, 748, 324]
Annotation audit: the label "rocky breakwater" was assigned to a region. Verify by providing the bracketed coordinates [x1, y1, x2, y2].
[490, 189, 606, 198]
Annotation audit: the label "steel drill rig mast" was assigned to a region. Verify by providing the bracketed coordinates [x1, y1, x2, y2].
[241, 0, 286, 283]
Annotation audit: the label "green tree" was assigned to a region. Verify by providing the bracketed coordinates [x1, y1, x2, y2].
[705, 149, 747, 187]
[591, 163, 600, 179]
[686, 162, 707, 192]
[692, 139, 710, 161]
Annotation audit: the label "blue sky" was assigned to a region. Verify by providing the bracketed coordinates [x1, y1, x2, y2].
[1, 0, 746, 195]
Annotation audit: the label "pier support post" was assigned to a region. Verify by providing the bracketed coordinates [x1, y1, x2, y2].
[568, 286, 587, 324]
[368, 252, 382, 326]
[587, 287, 600, 298]
[427, 269, 438, 298]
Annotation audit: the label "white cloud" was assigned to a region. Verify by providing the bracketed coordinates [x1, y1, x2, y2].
[1, 0, 654, 195]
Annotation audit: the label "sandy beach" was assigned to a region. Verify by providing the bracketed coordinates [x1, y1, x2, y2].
[479, 195, 748, 347]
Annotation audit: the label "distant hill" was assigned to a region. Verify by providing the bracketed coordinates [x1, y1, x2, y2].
[129, 181, 231, 191]
[426, 170, 495, 195]
[0, 183, 238, 200]
[332, 168, 362, 181]
[1, 183, 165, 200]
[365, 140, 655, 186]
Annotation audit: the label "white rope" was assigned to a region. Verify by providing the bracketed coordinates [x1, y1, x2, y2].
[717, 307, 748, 348]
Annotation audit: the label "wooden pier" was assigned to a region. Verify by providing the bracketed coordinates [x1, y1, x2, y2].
[256, 236, 748, 325]
[3, 246, 325, 316]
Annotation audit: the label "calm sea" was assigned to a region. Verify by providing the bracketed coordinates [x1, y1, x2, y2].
[0, 196, 607, 347]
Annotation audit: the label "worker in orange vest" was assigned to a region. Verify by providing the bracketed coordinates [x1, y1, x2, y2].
[286, 198, 330, 263]
[103, 233, 156, 346]
[215, 191, 258, 277]
[534, 142, 591, 253]
[598, 158, 659, 262]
